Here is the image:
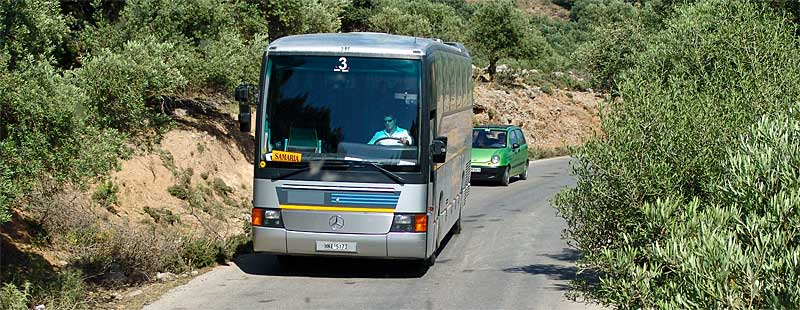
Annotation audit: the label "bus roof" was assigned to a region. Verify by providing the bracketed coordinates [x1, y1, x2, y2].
[267, 32, 467, 59]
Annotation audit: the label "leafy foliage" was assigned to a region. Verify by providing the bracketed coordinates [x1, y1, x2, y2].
[0, 0, 69, 70]
[368, 0, 465, 41]
[554, 0, 800, 307]
[467, 0, 548, 78]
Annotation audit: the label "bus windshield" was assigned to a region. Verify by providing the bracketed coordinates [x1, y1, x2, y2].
[262, 55, 421, 168]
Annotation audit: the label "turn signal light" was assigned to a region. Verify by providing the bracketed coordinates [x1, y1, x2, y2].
[414, 214, 427, 232]
[251, 208, 263, 226]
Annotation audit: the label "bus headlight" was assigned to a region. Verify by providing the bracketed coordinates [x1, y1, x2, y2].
[491, 155, 500, 164]
[390, 214, 427, 232]
[252, 208, 283, 228]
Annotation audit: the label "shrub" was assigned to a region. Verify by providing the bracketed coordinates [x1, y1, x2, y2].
[1, 59, 125, 224]
[212, 177, 233, 196]
[590, 114, 800, 308]
[92, 180, 119, 210]
[368, 0, 466, 41]
[468, 0, 549, 78]
[0, 282, 31, 310]
[540, 84, 553, 95]
[143, 207, 180, 225]
[0, 0, 69, 70]
[74, 37, 188, 133]
[259, 0, 348, 39]
[554, 0, 800, 307]
[180, 237, 218, 269]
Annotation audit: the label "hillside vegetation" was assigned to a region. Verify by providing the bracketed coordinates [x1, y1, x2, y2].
[0, 0, 600, 308]
[5, 0, 798, 308]
[553, 0, 800, 308]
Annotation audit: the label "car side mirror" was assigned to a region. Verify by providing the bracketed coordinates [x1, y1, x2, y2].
[235, 84, 251, 133]
[512, 143, 520, 150]
[431, 137, 447, 163]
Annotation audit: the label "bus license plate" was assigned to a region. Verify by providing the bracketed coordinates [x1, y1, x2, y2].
[471, 167, 481, 173]
[316, 241, 357, 253]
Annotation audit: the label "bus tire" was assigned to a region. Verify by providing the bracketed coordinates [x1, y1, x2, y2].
[500, 166, 510, 186]
[452, 208, 462, 235]
[422, 253, 437, 267]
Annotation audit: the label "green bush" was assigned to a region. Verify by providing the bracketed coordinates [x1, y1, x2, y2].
[259, 0, 348, 39]
[0, 282, 31, 310]
[180, 237, 218, 269]
[212, 177, 233, 196]
[1, 59, 125, 224]
[75, 37, 188, 133]
[368, 0, 466, 41]
[554, 0, 800, 307]
[467, 0, 549, 78]
[0, 0, 69, 70]
[590, 114, 800, 308]
[92, 180, 119, 209]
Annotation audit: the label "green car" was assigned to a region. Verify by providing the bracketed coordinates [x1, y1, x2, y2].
[470, 125, 529, 186]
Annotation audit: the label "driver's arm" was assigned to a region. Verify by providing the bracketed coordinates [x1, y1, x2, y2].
[367, 131, 381, 144]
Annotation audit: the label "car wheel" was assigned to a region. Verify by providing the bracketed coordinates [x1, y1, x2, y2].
[500, 166, 510, 186]
[519, 161, 529, 180]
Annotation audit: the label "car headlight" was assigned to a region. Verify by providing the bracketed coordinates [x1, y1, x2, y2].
[491, 155, 500, 164]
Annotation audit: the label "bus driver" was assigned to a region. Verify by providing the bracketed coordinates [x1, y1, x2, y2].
[368, 115, 412, 146]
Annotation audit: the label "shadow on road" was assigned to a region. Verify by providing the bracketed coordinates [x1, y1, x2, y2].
[543, 247, 582, 262]
[501, 247, 598, 292]
[468, 178, 523, 187]
[235, 253, 428, 278]
[502, 264, 578, 282]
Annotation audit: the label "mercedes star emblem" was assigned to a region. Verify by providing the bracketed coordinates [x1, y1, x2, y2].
[329, 215, 345, 230]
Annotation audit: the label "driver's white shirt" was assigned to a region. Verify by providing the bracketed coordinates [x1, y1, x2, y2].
[368, 128, 412, 145]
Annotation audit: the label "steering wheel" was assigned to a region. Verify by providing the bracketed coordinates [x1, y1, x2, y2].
[374, 137, 408, 145]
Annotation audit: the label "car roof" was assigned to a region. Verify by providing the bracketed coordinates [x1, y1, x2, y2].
[473, 124, 518, 131]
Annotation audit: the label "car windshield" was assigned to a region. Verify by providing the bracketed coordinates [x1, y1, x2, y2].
[472, 129, 507, 148]
[261, 55, 421, 168]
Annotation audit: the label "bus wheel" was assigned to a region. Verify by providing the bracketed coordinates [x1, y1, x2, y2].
[500, 166, 510, 186]
[519, 161, 529, 180]
[422, 253, 437, 267]
[452, 208, 462, 234]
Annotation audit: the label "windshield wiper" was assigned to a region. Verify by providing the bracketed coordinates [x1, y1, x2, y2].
[362, 161, 406, 185]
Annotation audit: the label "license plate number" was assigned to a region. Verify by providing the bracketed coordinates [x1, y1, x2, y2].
[471, 167, 481, 173]
[315, 241, 357, 253]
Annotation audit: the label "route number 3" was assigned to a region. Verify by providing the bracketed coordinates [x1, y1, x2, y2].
[333, 57, 349, 73]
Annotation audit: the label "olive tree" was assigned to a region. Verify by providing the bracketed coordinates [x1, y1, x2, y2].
[368, 0, 466, 42]
[467, 0, 548, 78]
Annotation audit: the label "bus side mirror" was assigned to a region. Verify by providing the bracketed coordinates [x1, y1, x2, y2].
[235, 84, 251, 133]
[431, 137, 447, 163]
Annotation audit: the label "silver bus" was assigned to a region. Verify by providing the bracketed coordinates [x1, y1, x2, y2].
[237, 33, 473, 266]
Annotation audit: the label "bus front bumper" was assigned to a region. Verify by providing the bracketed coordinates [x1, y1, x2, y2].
[252, 227, 428, 259]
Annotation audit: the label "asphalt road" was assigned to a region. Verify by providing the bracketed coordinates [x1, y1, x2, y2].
[145, 157, 599, 310]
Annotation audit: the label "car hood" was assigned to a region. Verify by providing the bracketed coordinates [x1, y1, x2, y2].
[471, 148, 505, 164]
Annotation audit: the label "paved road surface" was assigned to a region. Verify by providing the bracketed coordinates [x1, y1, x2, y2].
[145, 157, 599, 310]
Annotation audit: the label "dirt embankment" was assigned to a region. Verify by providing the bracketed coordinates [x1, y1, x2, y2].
[110, 109, 254, 236]
[472, 82, 602, 151]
